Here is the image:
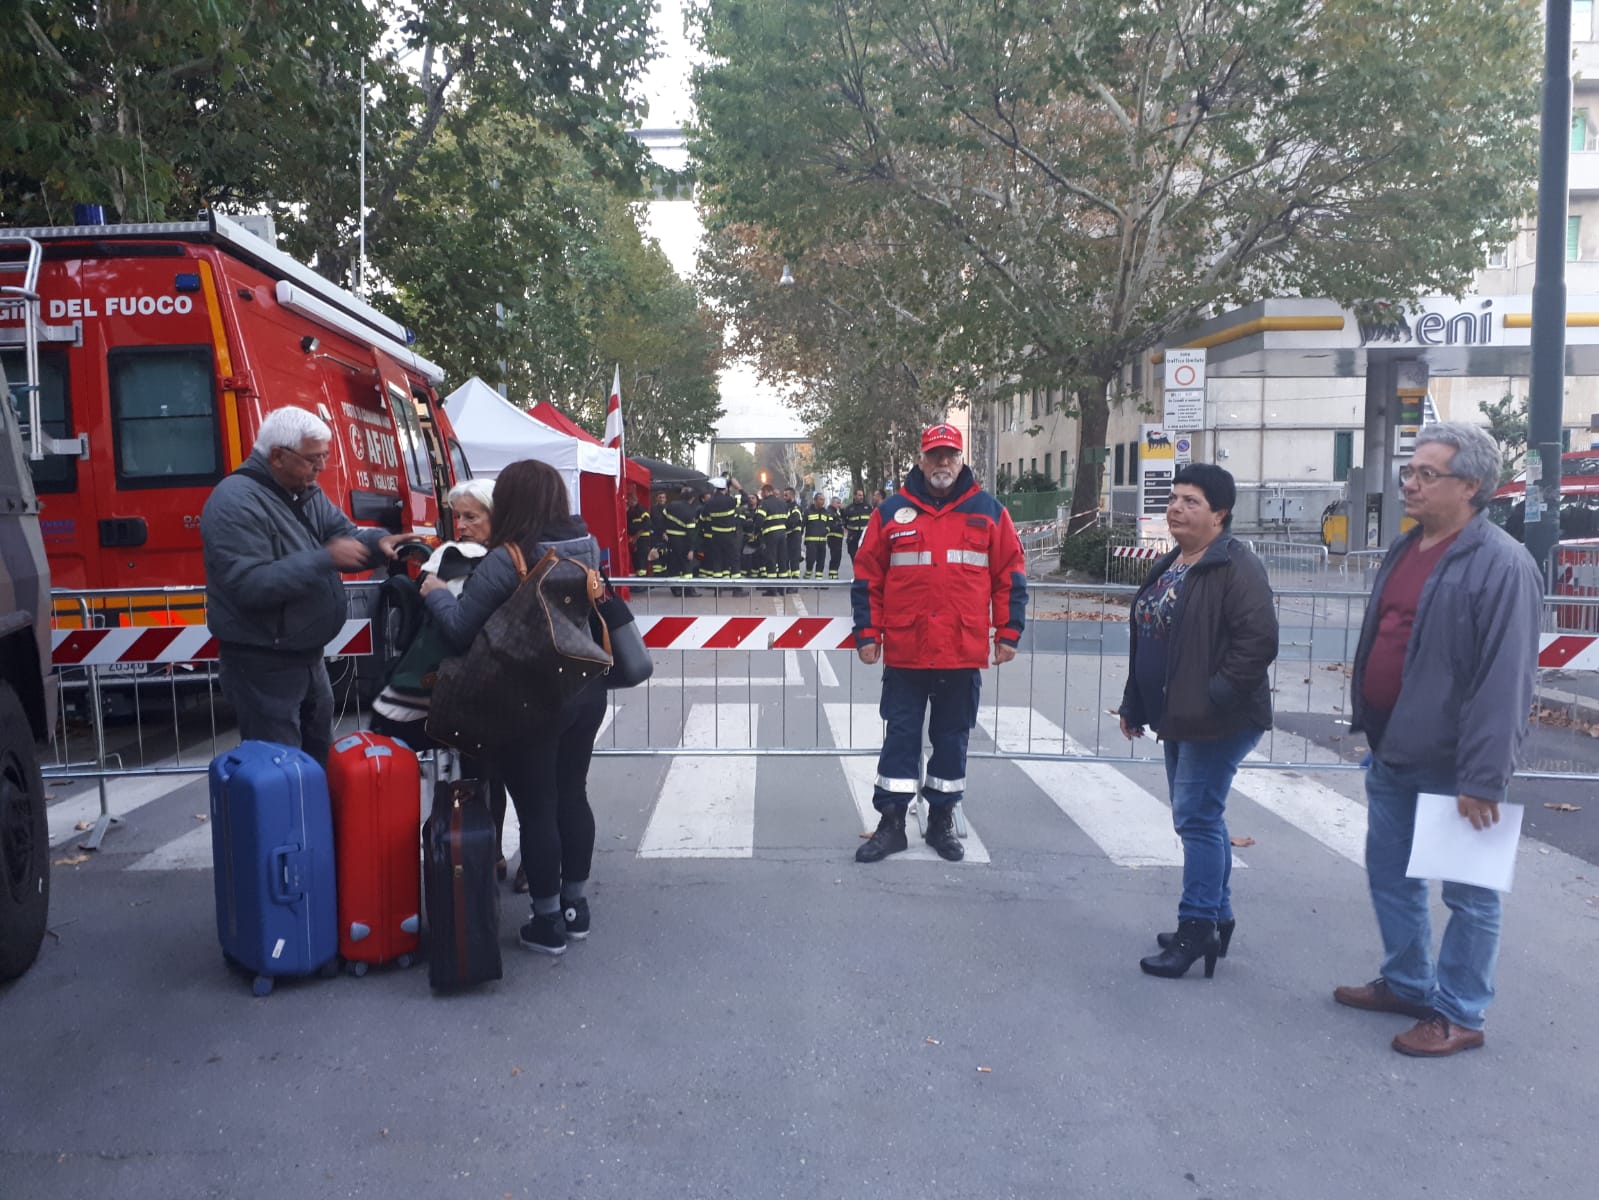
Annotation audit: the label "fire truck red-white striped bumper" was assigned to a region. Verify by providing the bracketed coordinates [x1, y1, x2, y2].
[51, 620, 373, 667]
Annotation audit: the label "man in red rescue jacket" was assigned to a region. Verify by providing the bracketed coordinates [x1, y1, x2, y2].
[850, 423, 1027, 861]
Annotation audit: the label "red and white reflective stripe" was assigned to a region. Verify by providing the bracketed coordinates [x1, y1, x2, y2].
[1538, 632, 1599, 671]
[51, 620, 373, 667]
[636, 615, 857, 650]
[1111, 546, 1164, 560]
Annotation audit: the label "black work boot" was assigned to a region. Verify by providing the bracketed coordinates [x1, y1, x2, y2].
[856, 803, 909, 863]
[924, 803, 964, 862]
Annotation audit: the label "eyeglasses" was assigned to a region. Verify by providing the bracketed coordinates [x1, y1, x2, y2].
[1398, 465, 1463, 486]
[281, 447, 330, 469]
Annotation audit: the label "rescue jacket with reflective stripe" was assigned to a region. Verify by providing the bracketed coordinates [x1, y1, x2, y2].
[850, 465, 1027, 670]
[803, 505, 832, 541]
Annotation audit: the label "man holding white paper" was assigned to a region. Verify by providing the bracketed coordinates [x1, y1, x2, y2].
[1334, 423, 1541, 1058]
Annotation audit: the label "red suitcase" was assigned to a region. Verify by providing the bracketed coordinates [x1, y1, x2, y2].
[328, 732, 422, 974]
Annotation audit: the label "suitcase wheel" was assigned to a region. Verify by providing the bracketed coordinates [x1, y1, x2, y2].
[396, 954, 414, 970]
[349, 960, 369, 978]
[251, 975, 274, 998]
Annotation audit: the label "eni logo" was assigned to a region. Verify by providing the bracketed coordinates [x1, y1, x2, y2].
[1358, 299, 1495, 347]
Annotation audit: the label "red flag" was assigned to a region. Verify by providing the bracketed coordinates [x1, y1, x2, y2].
[604, 364, 623, 451]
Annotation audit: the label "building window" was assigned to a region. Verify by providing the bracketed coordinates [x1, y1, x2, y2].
[1030, 457, 1038, 476]
[1128, 440, 1139, 478]
[1569, 215, 1582, 262]
[1333, 430, 1354, 482]
[1030, 389, 1040, 420]
[1563, 428, 1574, 453]
[1578, 0, 1595, 43]
[1059, 455, 1070, 487]
[1575, 109, 1592, 154]
[1485, 245, 1508, 269]
[1043, 452, 1052, 482]
[1044, 388, 1054, 415]
[1017, 458, 1025, 480]
[1113, 444, 1125, 486]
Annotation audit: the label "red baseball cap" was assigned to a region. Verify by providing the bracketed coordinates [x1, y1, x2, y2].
[921, 423, 963, 453]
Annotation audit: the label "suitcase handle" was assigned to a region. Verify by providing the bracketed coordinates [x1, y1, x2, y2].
[269, 845, 304, 905]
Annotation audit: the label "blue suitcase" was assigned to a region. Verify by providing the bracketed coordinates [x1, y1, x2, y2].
[209, 741, 339, 996]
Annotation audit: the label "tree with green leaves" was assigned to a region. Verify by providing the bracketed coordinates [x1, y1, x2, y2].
[1480, 391, 1530, 483]
[692, 0, 1541, 529]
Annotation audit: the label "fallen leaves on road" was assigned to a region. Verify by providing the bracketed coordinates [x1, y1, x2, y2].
[1029, 609, 1119, 622]
[1230, 836, 1256, 848]
[976, 1066, 993, 1074]
[193, 813, 208, 821]
[53, 853, 90, 866]
[511, 1066, 523, 1077]
[1543, 802, 1583, 813]
[925, 1037, 941, 1046]
[73, 820, 90, 832]
[1531, 704, 1599, 736]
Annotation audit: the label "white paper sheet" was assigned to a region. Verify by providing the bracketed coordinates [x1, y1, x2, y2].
[1405, 793, 1524, 893]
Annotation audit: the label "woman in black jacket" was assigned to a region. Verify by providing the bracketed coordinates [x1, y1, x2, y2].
[422, 459, 609, 956]
[1117, 464, 1278, 980]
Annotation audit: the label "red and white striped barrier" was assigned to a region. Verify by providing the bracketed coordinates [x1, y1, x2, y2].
[1110, 545, 1164, 561]
[636, 615, 857, 651]
[1538, 633, 1599, 671]
[51, 620, 373, 667]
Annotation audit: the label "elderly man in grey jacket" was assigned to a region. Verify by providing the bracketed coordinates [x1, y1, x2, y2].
[1334, 422, 1541, 1058]
[200, 407, 415, 762]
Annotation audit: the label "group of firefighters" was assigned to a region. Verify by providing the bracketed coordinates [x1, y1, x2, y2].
[626, 477, 882, 593]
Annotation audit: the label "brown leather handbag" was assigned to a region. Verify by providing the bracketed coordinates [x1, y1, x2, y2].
[427, 543, 612, 755]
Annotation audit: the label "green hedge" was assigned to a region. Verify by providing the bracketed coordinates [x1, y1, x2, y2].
[1059, 524, 1115, 575]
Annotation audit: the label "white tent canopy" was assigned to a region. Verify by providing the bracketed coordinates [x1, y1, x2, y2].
[442, 376, 618, 508]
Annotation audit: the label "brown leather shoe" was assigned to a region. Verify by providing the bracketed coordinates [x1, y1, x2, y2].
[1392, 1014, 1485, 1057]
[1333, 978, 1434, 1020]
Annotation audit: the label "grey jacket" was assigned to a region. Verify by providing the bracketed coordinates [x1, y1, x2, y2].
[1350, 513, 1542, 801]
[424, 526, 602, 654]
[200, 451, 385, 655]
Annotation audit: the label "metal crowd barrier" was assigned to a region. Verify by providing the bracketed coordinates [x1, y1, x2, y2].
[37, 576, 1599, 852]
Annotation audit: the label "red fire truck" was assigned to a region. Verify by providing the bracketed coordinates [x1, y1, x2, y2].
[0, 213, 469, 694]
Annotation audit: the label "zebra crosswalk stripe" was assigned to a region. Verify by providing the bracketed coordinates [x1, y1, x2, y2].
[975, 707, 1184, 868]
[637, 703, 757, 858]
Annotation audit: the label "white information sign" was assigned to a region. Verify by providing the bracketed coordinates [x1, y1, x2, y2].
[1163, 390, 1205, 431]
[1164, 349, 1206, 391]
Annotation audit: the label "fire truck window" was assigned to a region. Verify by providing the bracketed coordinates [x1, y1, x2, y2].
[108, 347, 221, 488]
[448, 438, 471, 483]
[1, 350, 75, 493]
[384, 382, 431, 494]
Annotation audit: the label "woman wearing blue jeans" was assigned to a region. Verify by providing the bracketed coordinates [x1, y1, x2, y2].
[1118, 464, 1278, 979]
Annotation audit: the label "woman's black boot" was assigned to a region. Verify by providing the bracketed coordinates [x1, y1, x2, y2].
[1157, 918, 1234, 958]
[1140, 919, 1220, 979]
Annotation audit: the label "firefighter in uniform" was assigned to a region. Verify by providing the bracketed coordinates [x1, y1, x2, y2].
[649, 493, 670, 576]
[701, 477, 741, 590]
[843, 489, 874, 561]
[739, 492, 763, 581]
[851, 423, 1027, 863]
[663, 486, 701, 596]
[627, 487, 652, 577]
[757, 484, 790, 595]
[783, 487, 804, 585]
[803, 492, 832, 579]
[826, 497, 847, 579]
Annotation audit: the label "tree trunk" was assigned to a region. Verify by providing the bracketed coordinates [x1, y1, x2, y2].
[1068, 376, 1112, 534]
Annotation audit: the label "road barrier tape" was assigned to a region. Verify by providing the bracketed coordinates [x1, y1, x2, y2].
[1110, 546, 1164, 561]
[51, 619, 373, 667]
[1538, 633, 1599, 671]
[638, 615, 857, 651]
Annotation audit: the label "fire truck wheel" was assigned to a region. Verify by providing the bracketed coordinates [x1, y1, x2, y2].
[0, 682, 49, 983]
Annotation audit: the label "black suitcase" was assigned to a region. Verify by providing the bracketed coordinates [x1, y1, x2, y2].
[423, 775, 503, 991]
